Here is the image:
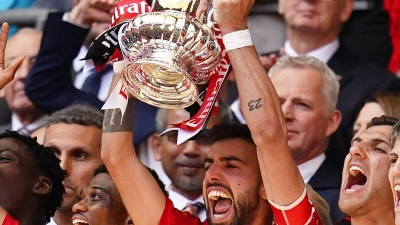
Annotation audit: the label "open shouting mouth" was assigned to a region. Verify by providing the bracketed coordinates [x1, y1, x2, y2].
[345, 165, 367, 193]
[207, 188, 234, 223]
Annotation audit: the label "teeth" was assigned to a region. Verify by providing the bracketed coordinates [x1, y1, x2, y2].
[208, 191, 230, 200]
[349, 165, 364, 177]
[72, 219, 88, 225]
[395, 185, 400, 192]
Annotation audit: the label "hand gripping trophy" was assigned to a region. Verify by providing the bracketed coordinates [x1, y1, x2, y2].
[119, 0, 222, 109]
[84, 0, 228, 143]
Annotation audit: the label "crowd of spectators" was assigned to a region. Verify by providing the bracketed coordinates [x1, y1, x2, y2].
[1, 0, 400, 225]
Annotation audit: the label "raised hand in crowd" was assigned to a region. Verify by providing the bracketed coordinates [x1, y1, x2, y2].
[258, 48, 285, 72]
[68, 0, 117, 28]
[0, 22, 24, 90]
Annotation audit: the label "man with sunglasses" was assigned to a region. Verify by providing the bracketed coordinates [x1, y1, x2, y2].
[148, 103, 233, 221]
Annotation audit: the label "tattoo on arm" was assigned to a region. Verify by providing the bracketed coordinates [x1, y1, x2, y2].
[103, 98, 134, 133]
[248, 98, 262, 111]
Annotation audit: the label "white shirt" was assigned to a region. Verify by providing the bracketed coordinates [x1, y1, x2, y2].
[72, 46, 113, 102]
[284, 39, 339, 63]
[62, 13, 113, 102]
[168, 189, 207, 222]
[297, 153, 326, 183]
[46, 217, 57, 225]
[11, 114, 48, 133]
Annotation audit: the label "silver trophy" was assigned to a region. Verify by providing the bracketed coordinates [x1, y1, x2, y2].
[119, 0, 221, 109]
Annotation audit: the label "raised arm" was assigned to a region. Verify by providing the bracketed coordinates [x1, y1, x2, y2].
[212, 0, 305, 206]
[0, 22, 24, 90]
[24, 0, 114, 114]
[101, 73, 166, 225]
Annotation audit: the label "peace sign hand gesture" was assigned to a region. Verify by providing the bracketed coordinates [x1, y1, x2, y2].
[0, 22, 25, 90]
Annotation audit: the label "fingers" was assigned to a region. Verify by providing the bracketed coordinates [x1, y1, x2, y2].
[212, 0, 254, 34]
[183, 203, 199, 217]
[0, 55, 25, 90]
[90, 0, 117, 11]
[69, 0, 115, 26]
[0, 22, 10, 69]
[259, 55, 278, 72]
[8, 55, 25, 73]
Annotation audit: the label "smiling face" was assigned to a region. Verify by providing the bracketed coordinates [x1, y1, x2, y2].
[0, 138, 39, 213]
[339, 125, 394, 217]
[203, 138, 270, 225]
[153, 109, 220, 199]
[44, 123, 103, 210]
[71, 173, 129, 225]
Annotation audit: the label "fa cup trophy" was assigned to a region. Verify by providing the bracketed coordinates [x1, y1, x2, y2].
[118, 0, 222, 109]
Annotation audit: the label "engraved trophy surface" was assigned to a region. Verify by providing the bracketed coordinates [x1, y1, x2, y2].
[119, 0, 221, 109]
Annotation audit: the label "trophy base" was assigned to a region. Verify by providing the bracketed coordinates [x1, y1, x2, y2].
[121, 62, 198, 109]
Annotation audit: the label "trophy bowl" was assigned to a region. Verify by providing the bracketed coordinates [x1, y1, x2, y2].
[119, 2, 222, 109]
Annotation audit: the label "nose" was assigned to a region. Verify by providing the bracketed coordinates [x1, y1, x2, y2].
[281, 101, 294, 121]
[349, 142, 367, 159]
[205, 163, 222, 182]
[182, 141, 201, 158]
[72, 200, 88, 213]
[59, 155, 71, 177]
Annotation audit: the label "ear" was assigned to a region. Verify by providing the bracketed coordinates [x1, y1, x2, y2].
[278, 0, 285, 15]
[149, 133, 162, 161]
[340, 0, 354, 23]
[325, 110, 342, 137]
[259, 183, 268, 200]
[33, 176, 52, 195]
[125, 215, 133, 225]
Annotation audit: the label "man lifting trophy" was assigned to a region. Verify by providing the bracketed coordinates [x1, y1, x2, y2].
[84, 0, 230, 142]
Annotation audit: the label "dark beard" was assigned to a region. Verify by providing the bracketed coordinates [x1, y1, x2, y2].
[207, 186, 259, 225]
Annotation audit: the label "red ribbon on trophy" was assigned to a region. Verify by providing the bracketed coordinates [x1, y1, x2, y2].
[84, 0, 231, 144]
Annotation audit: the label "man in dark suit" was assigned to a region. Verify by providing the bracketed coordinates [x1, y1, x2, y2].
[24, 0, 158, 146]
[268, 0, 400, 171]
[1, 27, 47, 134]
[265, 55, 344, 223]
[228, 55, 349, 223]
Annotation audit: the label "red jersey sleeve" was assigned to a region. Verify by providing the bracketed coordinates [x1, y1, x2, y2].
[159, 197, 208, 225]
[2, 214, 18, 225]
[269, 187, 322, 225]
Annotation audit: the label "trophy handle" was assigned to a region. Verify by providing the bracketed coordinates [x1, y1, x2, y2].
[206, 8, 214, 29]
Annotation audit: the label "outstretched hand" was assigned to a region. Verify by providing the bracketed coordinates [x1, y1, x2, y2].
[0, 22, 25, 90]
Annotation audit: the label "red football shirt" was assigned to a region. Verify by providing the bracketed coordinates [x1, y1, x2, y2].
[159, 188, 321, 225]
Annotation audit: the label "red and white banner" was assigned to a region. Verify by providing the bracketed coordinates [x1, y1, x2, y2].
[86, 0, 231, 144]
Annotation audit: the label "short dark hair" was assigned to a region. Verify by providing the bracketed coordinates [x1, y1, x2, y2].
[204, 123, 254, 145]
[390, 121, 400, 148]
[94, 165, 168, 197]
[48, 104, 103, 129]
[0, 131, 65, 223]
[367, 115, 399, 129]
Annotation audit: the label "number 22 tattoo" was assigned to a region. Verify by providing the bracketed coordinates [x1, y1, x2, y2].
[248, 98, 262, 111]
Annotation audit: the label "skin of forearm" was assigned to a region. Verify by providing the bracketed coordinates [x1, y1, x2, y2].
[228, 46, 305, 205]
[101, 73, 166, 225]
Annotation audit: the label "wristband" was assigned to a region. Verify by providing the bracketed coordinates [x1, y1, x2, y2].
[222, 29, 253, 52]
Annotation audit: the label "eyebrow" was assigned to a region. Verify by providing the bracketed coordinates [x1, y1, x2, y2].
[91, 186, 109, 194]
[204, 155, 244, 164]
[389, 152, 398, 157]
[352, 137, 390, 146]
